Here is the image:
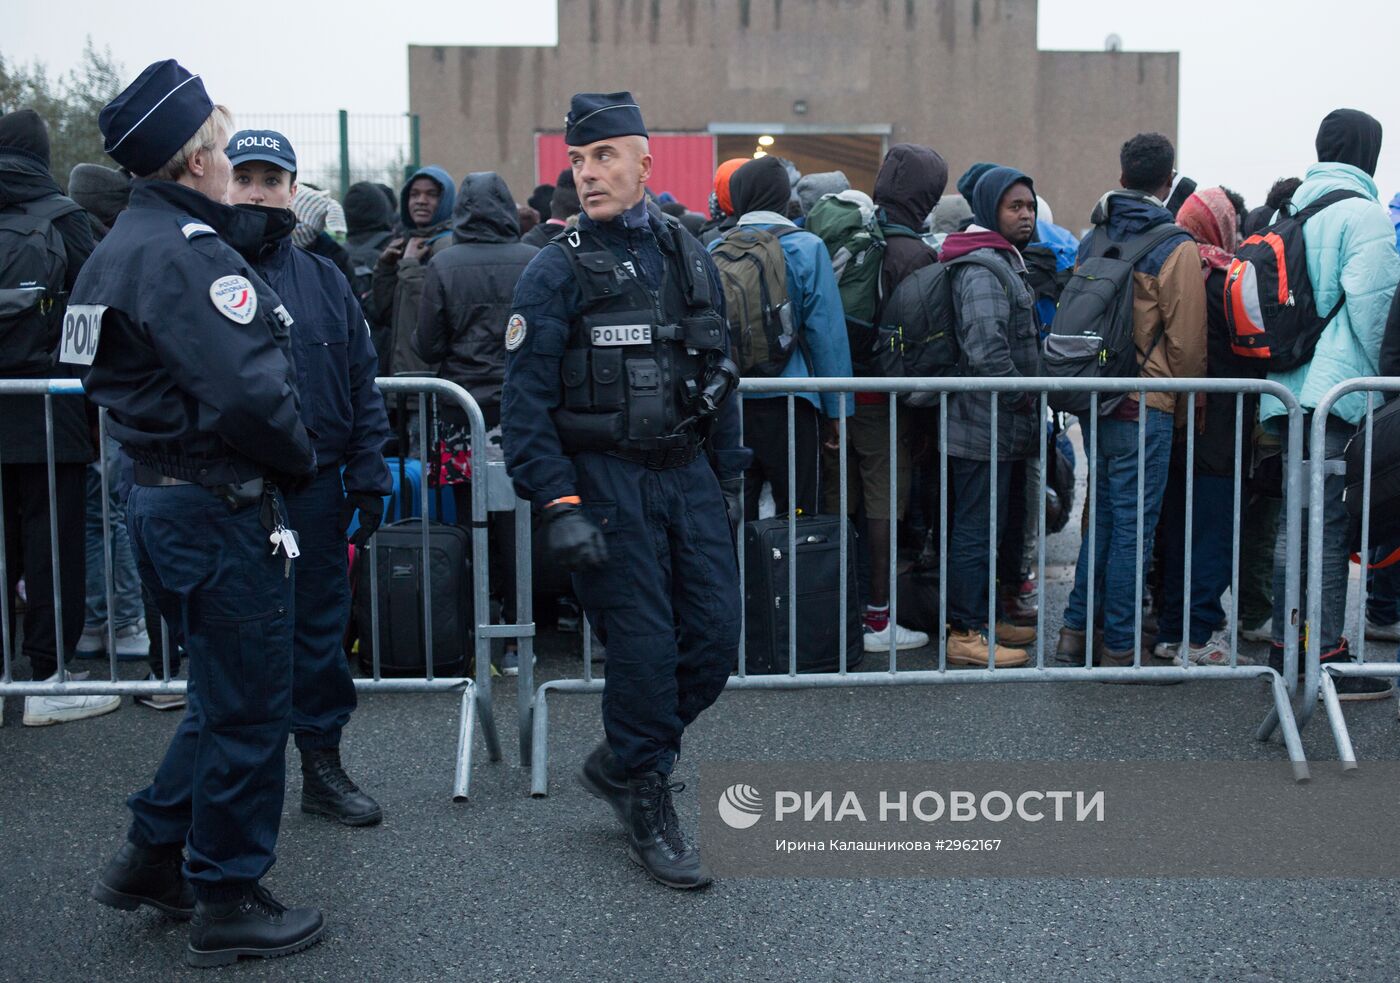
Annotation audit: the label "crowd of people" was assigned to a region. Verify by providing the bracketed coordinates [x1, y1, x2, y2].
[0, 54, 1398, 956]
[4, 102, 1400, 723]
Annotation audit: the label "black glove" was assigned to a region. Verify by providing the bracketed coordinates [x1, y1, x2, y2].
[544, 503, 609, 572]
[342, 491, 385, 548]
[720, 476, 744, 532]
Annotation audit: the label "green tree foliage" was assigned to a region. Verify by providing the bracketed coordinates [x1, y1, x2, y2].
[0, 40, 123, 191]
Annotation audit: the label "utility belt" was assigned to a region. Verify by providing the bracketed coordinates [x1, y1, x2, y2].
[133, 463, 266, 511]
[607, 441, 702, 470]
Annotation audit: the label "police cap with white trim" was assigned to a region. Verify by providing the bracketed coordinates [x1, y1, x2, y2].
[564, 91, 648, 147]
[226, 129, 297, 173]
[98, 59, 215, 177]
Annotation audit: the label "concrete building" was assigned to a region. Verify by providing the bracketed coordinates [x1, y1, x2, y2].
[409, 0, 1178, 228]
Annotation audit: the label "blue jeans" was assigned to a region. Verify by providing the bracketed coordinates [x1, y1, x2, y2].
[1063, 408, 1174, 651]
[1156, 465, 1235, 646]
[83, 436, 143, 631]
[947, 456, 1013, 631]
[1272, 416, 1350, 650]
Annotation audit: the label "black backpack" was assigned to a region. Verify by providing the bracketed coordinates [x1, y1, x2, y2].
[870, 253, 1019, 403]
[1041, 222, 1184, 415]
[0, 195, 81, 375]
[1224, 190, 1363, 371]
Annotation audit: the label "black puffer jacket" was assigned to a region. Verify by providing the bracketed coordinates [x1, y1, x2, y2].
[0, 143, 96, 464]
[413, 172, 538, 413]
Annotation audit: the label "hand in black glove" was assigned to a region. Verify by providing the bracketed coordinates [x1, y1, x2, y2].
[720, 476, 744, 532]
[342, 491, 385, 548]
[544, 502, 609, 572]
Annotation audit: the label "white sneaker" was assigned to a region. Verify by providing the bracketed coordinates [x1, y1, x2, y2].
[113, 621, 151, 658]
[1365, 618, 1400, 642]
[22, 671, 121, 727]
[1239, 618, 1273, 643]
[1152, 640, 1182, 661]
[76, 625, 106, 655]
[1185, 631, 1251, 666]
[863, 622, 930, 652]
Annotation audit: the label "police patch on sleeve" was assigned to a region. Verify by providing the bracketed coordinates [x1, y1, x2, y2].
[209, 275, 258, 324]
[505, 313, 527, 351]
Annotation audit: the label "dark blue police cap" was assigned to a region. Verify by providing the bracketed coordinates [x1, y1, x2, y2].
[226, 129, 297, 173]
[99, 59, 215, 177]
[564, 91, 648, 147]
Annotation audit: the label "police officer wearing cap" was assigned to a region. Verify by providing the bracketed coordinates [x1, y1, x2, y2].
[75, 60, 325, 966]
[502, 92, 748, 890]
[224, 129, 391, 828]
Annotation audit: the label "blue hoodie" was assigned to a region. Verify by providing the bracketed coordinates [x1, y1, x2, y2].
[400, 164, 456, 236]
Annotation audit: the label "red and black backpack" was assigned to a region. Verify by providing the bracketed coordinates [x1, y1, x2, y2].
[1223, 189, 1363, 370]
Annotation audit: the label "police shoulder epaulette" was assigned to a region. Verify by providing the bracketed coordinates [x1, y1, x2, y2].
[180, 221, 217, 240]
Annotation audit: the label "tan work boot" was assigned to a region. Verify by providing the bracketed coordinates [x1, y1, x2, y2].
[946, 629, 1029, 668]
[992, 621, 1036, 648]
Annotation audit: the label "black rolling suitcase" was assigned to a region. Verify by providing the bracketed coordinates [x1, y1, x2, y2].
[352, 518, 472, 676]
[742, 515, 863, 673]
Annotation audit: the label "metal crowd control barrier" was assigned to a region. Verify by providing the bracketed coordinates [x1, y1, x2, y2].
[529, 377, 1312, 796]
[1297, 378, 1400, 767]
[0, 377, 517, 801]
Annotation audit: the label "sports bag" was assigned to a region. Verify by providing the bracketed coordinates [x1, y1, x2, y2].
[1041, 222, 1183, 416]
[711, 225, 801, 377]
[1224, 190, 1363, 370]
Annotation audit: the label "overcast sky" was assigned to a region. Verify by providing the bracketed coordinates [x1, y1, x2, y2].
[8, 0, 1399, 211]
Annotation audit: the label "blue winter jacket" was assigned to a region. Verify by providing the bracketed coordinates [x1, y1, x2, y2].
[714, 210, 853, 418]
[1260, 162, 1400, 426]
[251, 232, 392, 496]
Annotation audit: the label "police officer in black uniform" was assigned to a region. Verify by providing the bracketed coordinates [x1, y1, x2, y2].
[225, 129, 391, 827]
[502, 93, 748, 890]
[76, 61, 325, 966]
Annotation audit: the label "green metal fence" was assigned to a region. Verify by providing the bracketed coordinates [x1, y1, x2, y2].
[232, 111, 420, 200]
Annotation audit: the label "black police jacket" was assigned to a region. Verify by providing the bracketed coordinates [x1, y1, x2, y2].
[245, 227, 391, 497]
[73, 180, 315, 486]
[501, 200, 747, 509]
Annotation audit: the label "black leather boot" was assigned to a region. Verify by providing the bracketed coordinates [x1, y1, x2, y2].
[624, 773, 713, 890]
[186, 885, 324, 967]
[577, 740, 628, 827]
[91, 841, 194, 919]
[300, 746, 383, 827]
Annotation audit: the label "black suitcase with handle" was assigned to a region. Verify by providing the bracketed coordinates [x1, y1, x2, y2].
[741, 514, 863, 674]
[352, 518, 472, 677]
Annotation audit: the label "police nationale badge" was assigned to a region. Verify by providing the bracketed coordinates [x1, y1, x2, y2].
[209, 275, 258, 324]
[505, 313, 527, 351]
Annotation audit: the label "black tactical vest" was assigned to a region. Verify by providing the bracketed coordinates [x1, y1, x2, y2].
[552, 218, 728, 453]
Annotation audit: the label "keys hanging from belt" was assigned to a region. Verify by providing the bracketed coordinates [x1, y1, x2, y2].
[261, 486, 300, 578]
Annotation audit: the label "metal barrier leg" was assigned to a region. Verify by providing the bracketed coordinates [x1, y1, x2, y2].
[452, 683, 477, 802]
[530, 683, 552, 797]
[1267, 671, 1310, 783]
[1317, 670, 1358, 771]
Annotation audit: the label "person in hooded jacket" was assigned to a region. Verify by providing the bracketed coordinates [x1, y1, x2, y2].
[414, 171, 538, 673]
[937, 166, 1044, 668]
[825, 144, 945, 653]
[344, 180, 396, 370]
[716, 155, 852, 521]
[371, 164, 456, 379]
[0, 108, 112, 728]
[1256, 109, 1400, 697]
[224, 129, 394, 823]
[1056, 133, 1206, 671]
[1153, 187, 1261, 667]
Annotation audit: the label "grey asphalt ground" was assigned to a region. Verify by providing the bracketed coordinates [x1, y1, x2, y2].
[4, 436, 1400, 982]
